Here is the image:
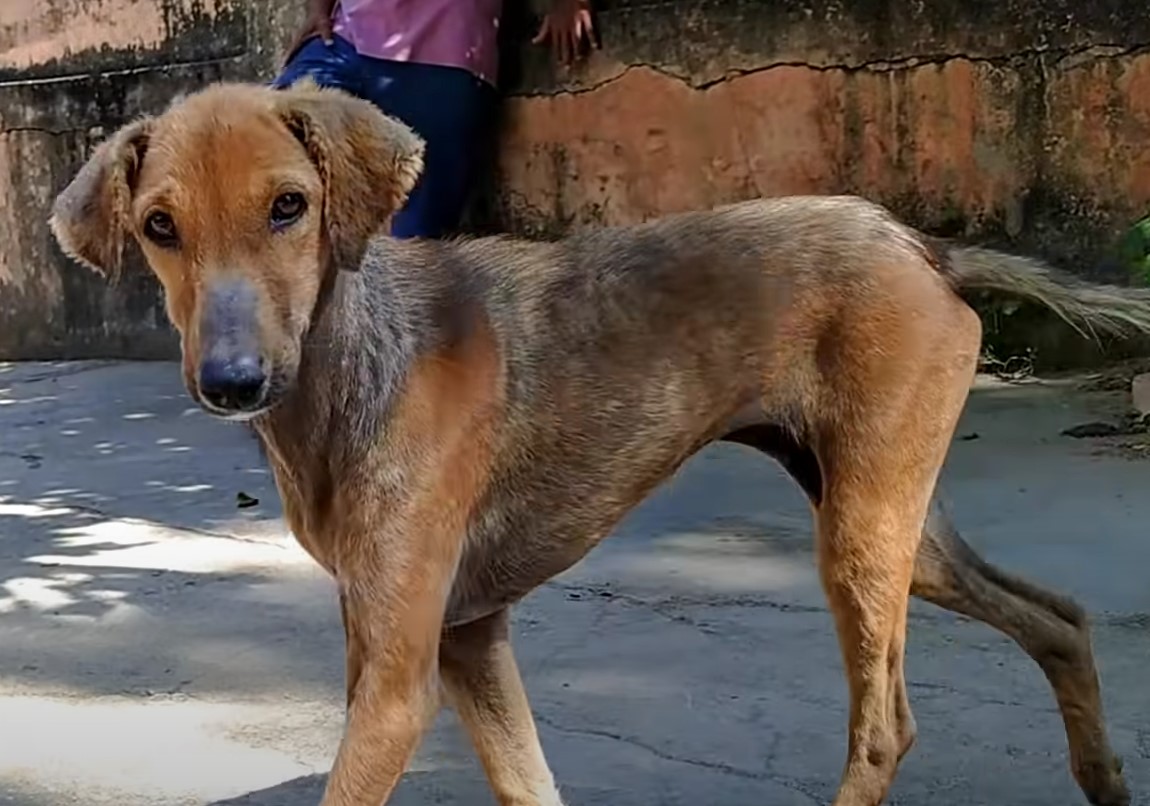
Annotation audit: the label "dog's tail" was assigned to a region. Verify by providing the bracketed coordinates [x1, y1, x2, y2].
[938, 244, 1150, 340]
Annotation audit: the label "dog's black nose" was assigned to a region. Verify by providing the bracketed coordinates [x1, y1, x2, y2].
[199, 355, 267, 412]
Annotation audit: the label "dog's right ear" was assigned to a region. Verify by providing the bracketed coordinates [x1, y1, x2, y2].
[274, 80, 425, 271]
[49, 118, 153, 278]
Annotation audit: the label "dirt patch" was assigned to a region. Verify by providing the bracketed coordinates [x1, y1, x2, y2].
[1074, 357, 1150, 392]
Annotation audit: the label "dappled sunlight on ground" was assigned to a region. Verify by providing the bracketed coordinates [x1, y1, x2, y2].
[0, 695, 330, 804]
[0, 362, 1148, 805]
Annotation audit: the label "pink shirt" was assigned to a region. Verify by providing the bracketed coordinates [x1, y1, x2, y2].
[332, 0, 503, 86]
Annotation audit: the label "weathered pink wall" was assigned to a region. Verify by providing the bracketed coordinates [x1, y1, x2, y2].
[489, 2, 1150, 286]
[497, 61, 1032, 232]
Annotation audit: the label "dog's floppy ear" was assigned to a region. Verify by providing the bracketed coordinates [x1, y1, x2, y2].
[275, 79, 426, 271]
[49, 118, 152, 278]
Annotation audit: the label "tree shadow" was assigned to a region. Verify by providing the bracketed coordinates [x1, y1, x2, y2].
[210, 773, 328, 805]
[206, 770, 496, 806]
[0, 360, 346, 701]
[0, 359, 281, 533]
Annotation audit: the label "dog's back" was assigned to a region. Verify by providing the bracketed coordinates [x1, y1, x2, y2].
[442, 194, 939, 417]
[445, 194, 932, 382]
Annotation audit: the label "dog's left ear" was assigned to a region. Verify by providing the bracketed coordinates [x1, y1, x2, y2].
[50, 118, 153, 279]
[275, 80, 426, 271]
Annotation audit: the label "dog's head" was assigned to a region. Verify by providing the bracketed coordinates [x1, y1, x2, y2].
[49, 80, 425, 420]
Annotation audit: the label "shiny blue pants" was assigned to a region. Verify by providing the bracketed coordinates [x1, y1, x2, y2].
[273, 35, 498, 239]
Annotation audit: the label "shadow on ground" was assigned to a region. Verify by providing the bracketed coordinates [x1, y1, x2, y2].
[1, 361, 1149, 806]
[210, 774, 327, 805]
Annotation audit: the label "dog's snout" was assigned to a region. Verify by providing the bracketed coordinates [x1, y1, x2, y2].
[198, 354, 267, 412]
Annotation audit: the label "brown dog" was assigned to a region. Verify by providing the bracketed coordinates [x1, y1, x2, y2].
[50, 80, 1143, 806]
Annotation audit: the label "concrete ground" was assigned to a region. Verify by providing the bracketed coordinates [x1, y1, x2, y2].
[0, 360, 1146, 806]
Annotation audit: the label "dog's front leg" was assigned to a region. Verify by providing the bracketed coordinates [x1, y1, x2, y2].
[440, 608, 564, 806]
[321, 582, 442, 805]
[320, 528, 462, 805]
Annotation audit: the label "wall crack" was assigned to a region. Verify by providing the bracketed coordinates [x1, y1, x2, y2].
[514, 41, 1150, 98]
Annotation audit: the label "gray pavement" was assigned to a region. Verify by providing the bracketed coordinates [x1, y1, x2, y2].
[0, 360, 1146, 805]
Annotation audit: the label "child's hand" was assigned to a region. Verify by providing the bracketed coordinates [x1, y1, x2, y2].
[532, 0, 596, 66]
[284, 0, 337, 67]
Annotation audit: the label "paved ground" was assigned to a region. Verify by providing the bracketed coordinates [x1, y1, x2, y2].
[0, 360, 1147, 806]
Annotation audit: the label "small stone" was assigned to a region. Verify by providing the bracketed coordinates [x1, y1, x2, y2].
[1132, 372, 1150, 416]
[1062, 422, 1120, 438]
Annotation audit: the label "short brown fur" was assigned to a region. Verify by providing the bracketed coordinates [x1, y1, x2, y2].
[51, 81, 1139, 806]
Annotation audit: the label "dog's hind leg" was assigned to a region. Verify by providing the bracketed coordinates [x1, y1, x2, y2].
[440, 608, 564, 806]
[911, 498, 1130, 806]
[815, 442, 940, 806]
[802, 276, 984, 805]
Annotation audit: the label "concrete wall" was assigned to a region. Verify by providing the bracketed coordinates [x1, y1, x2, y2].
[490, 1, 1150, 266]
[4, 0, 1150, 359]
[0, 0, 295, 359]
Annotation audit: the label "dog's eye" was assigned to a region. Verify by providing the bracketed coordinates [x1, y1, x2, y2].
[270, 192, 307, 230]
[143, 211, 178, 246]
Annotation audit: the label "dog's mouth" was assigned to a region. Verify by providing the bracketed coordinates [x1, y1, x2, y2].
[191, 374, 289, 423]
[199, 397, 274, 422]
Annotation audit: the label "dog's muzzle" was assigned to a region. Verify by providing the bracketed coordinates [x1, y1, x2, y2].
[196, 279, 270, 417]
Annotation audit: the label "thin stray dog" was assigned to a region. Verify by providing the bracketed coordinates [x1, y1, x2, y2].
[50, 80, 1143, 806]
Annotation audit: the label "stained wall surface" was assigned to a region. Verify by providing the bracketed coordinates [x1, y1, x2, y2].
[0, 0, 292, 358]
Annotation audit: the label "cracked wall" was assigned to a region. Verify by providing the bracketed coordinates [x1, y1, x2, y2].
[488, 0, 1150, 286]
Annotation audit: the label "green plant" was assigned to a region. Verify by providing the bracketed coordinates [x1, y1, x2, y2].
[1116, 214, 1150, 287]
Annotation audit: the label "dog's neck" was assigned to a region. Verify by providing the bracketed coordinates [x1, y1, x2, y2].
[253, 260, 423, 535]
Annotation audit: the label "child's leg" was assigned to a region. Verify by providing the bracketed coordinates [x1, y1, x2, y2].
[355, 60, 499, 239]
[272, 34, 363, 94]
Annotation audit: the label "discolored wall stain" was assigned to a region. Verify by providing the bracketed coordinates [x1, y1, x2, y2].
[0, 0, 288, 360]
[487, 0, 1150, 282]
[2, 0, 211, 71]
[492, 60, 1035, 242]
[0, 0, 250, 80]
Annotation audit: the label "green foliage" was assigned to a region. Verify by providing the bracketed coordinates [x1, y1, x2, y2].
[1116, 215, 1150, 287]
[970, 214, 1150, 372]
